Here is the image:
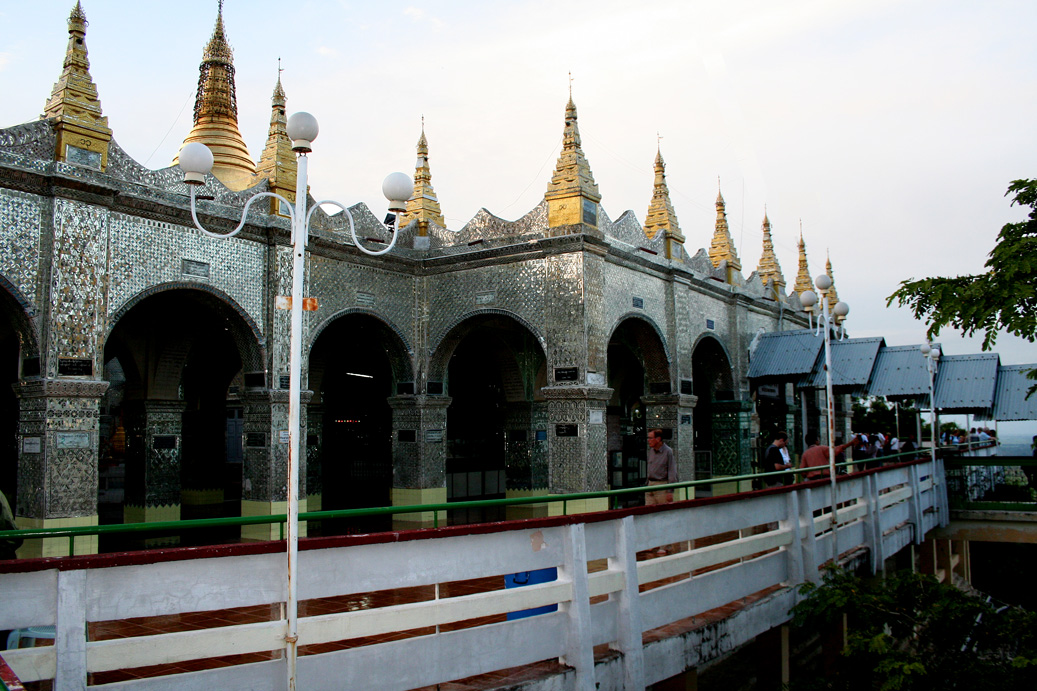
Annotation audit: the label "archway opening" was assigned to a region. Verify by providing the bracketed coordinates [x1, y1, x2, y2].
[309, 314, 402, 535]
[0, 301, 22, 513]
[692, 336, 737, 479]
[102, 289, 256, 548]
[440, 314, 545, 524]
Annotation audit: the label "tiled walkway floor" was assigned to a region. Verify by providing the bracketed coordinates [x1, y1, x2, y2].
[14, 539, 781, 690]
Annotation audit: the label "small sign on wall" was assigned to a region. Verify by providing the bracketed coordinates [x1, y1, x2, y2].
[56, 432, 90, 449]
[589, 410, 604, 424]
[22, 437, 41, 454]
[279, 430, 290, 444]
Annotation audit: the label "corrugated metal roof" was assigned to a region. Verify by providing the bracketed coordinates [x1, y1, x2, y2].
[866, 344, 935, 398]
[933, 353, 999, 413]
[989, 364, 1037, 421]
[803, 337, 885, 389]
[747, 329, 824, 379]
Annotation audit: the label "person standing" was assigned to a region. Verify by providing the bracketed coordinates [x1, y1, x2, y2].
[763, 431, 791, 487]
[800, 433, 856, 480]
[646, 428, 676, 505]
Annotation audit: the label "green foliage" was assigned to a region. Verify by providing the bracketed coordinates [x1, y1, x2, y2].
[888, 179, 1037, 396]
[790, 567, 1037, 690]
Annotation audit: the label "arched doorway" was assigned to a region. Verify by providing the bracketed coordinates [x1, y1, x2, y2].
[431, 313, 546, 525]
[102, 287, 263, 548]
[606, 317, 671, 506]
[307, 312, 410, 535]
[691, 335, 744, 481]
[0, 282, 35, 518]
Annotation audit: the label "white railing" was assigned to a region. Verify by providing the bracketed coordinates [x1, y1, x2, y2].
[0, 460, 946, 691]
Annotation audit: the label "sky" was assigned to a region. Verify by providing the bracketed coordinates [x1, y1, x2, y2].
[2, 1, 1035, 435]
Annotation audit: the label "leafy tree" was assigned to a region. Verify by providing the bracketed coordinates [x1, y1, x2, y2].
[791, 567, 1037, 690]
[888, 179, 1037, 394]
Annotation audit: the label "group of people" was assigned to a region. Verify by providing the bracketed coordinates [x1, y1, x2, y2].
[942, 427, 997, 445]
[761, 429, 926, 486]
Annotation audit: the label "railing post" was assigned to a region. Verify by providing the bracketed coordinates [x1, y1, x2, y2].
[908, 465, 924, 544]
[560, 522, 595, 691]
[783, 490, 804, 585]
[609, 516, 645, 689]
[55, 569, 88, 691]
[800, 487, 819, 583]
[863, 474, 882, 575]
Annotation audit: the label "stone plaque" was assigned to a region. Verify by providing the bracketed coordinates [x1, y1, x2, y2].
[279, 430, 290, 444]
[22, 357, 40, 377]
[425, 429, 444, 443]
[706, 319, 716, 330]
[22, 437, 41, 454]
[535, 430, 547, 441]
[680, 379, 693, 395]
[65, 144, 102, 169]
[182, 259, 211, 279]
[589, 410, 604, 424]
[357, 291, 375, 307]
[427, 382, 444, 395]
[153, 435, 177, 450]
[56, 432, 91, 449]
[246, 432, 266, 447]
[398, 430, 416, 443]
[58, 358, 93, 376]
[681, 415, 692, 425]
[556, 424, 578, 437]
[554, 367, 578, 382]
[632, 297, 644, 309]
[582, 199, 597, 226]
[475, 291, 495, 305]
[280, 375, 291, 389]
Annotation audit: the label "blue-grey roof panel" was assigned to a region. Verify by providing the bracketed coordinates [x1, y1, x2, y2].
[804, 337, 885, 388]
[933, 353, 999, 412]
[866, 345, 935, 398]
[747, 329, 824, 379]
[990, 364, 1037, 421]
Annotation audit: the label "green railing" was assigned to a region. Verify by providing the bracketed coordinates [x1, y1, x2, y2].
[944, 455, 1037, 511]
[0, 448, 929, 558]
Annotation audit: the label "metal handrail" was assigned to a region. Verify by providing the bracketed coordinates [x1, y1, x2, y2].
[0, 448, 932, 557]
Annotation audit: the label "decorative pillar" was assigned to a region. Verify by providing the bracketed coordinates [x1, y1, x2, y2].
[642, 393, 697, 498]
[503, 401, 551, 519]
[123, 400, 186, 541]
[387, 394, 451, 528]
[239, 388, 309, 541]
[305, 404, 323, 513]
[13, 378, 109, 557]
[542, 385, 612, 515]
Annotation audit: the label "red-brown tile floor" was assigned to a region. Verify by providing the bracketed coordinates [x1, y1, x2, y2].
[12, 545, 782, 690]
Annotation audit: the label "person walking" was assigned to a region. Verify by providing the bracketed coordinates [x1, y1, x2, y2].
[646, 428, 676, 505]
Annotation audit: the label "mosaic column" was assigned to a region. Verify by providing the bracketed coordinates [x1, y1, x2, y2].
[123, 400, 186, 540]
[387, 394, 450, 528]
[13, 378, 109, 557]
[503, 401, 551, 519]
[305, 404, 323, 513]
[239, 388, 310, 541]
[642, 393, 698, 496]
[541, 385, 612, 515]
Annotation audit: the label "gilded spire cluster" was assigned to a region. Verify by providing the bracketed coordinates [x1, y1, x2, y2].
[708, 188, 742, 282]
[643, 147, 685, 259]
[399, 122, 445, 234]
[173, 2, 256, 191]
[792, 229, 813, 300]
[545, 97, 601, 231]
[756, 212, 785, 298]
[42, 1, 112, 170]
[255, 71, 297, 215]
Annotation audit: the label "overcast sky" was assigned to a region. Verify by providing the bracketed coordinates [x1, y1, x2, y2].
[3, 1, 1035, 435]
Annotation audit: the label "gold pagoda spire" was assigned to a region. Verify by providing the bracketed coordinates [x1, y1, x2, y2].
[756, 211, 785, 299]
[42, 1, 112, 170]
[255, 67, 297, 216]
[825, 251, 841, 317]
[792, 226, 813, 301]
[173, 2, 256, 191]
[708, 185, 742, 283]
[545, 94, 601, 233]
[398, 120, 445, 235]
[643, 145, 685, 259]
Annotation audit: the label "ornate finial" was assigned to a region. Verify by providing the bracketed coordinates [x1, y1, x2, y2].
[42, 1, 111, 169]
[174, 1, 256, 190]
[272, 60, 285, 103]
[643, 144, 684, 257]
[399, 122, 444, 234]
[825, 250, 841, 314]
[793, 223, 812, 299]
[757, 211, 785, 298]
[256, 62, 296, 211]
[569, 71, 573, 98]
[709, 183, 741, 276]
[546, 92, 601, 230]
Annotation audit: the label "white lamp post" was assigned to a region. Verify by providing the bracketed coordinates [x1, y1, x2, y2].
[799, 277, 850, 528]
[179, 114, 411, 690]
[920, 342, 941, 463]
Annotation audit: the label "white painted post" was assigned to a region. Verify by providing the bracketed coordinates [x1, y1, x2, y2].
[863, 474, 882, 575]
[609, 516, 645, 689]
[908, 465, 924, 544]
[800, 487, 819, 583]
[783, 490, 804, 584]
[55, 569, 88, 691]
[560, 522, 595, 691]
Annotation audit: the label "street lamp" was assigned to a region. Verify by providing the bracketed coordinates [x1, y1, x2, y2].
[920, 342, 941, 463]
[179, 113, 411, 690]
[799, 276, 850, 527]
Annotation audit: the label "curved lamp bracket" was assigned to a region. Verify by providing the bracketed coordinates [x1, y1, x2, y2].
[189, 186, 295, 239]
[307, 199, 398, 256]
